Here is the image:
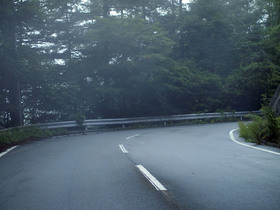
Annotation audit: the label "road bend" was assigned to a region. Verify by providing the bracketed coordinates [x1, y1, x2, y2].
[1, 122, 280, 209]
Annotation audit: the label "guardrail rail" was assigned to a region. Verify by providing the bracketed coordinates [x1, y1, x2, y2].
[30, 110, 261, 130]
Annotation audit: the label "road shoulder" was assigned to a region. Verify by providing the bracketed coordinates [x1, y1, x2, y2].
[229, 128, 280, 156]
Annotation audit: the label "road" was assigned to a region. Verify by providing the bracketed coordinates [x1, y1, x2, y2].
[1, 122, 280, 209]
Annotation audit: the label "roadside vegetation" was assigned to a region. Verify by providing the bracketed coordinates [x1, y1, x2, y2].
[0, 127, 66, 153]
[0, 111, 247, 153]
[238, 106, 280, 146]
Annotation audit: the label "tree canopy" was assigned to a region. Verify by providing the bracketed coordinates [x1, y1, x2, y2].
[1, 0, 279, 127]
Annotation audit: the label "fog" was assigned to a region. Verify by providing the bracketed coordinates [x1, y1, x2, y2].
[0, 0, 279, 127]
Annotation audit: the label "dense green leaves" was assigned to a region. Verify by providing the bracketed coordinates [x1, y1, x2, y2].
[0, 0, 280, 127]
[226, 61, 280, 110]
[239, 106, 280, 144]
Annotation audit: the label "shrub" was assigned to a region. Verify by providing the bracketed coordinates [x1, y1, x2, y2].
[238, 106, 280, 144]
[238, 115, 265, 144]
[261, 106, 280, 143]
[246, 116, 265, 144]
[0, 126, 66, 150]
[238, 121, 250, 140]
[73, 113, 86, 126]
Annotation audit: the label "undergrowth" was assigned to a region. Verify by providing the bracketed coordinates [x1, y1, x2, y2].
[238, 106, 280, 145]
[0, 126, 66, 152]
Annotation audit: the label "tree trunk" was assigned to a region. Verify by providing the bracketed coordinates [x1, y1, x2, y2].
[179, 0, 183, 17]
[2, 0, 23, 127]
[103, 0, 110, 17]
[171, 0, 175, 14]
[65, 4, 73, 61]
[142, 4, 146, 20]
[9, 76, 23, 127]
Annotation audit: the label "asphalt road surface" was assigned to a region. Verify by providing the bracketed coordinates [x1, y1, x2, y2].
[1, 122, 280, 209]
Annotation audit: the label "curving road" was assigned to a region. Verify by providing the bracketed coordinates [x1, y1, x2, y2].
[1, 122, 280, 209]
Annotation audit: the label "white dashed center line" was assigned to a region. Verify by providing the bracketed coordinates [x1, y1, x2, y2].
[119, 144, 128, 153]
[126, 134, 140, 140]
[136, 165, 167, 191]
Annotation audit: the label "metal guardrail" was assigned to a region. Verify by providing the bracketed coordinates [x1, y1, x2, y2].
[34, 111, 261, 129]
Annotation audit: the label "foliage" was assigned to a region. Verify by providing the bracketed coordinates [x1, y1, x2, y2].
[238, 106, 280, 144]
[238, 121, 251, 140]
[1, 0, 280, 127]
[226, 62, 280, 111]
[72, 113, 86, 125]
[0, 127, 66, 151]
[261, 106, 280, 143]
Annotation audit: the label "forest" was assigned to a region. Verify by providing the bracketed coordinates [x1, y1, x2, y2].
[0, 0, 280, 128]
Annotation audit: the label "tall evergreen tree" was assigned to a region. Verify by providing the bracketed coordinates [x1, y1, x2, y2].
[0, 0, 22, 127]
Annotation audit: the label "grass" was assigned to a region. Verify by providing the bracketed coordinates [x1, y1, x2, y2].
[238, 106, 280, 145]
[0, 126, 66, 153]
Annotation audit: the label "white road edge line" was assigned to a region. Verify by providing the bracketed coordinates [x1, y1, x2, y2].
[136, 165, 167, 191]
[119, 144, 128, 153]
[0, 146, 18, 158]
[229, 129, 280, 156]
[126, 134, 140, 140]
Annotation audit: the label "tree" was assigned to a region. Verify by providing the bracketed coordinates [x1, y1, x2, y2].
[225, 0, 280, 111]
[1, 0, 280, 127]
[0, 0, 22, 127]
[180, 0, 253, 75]
[78, 17, 179, 117]
[41, 0, 86, 62]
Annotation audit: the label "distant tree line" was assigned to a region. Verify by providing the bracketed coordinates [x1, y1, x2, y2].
[0, 0, 280, 128]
